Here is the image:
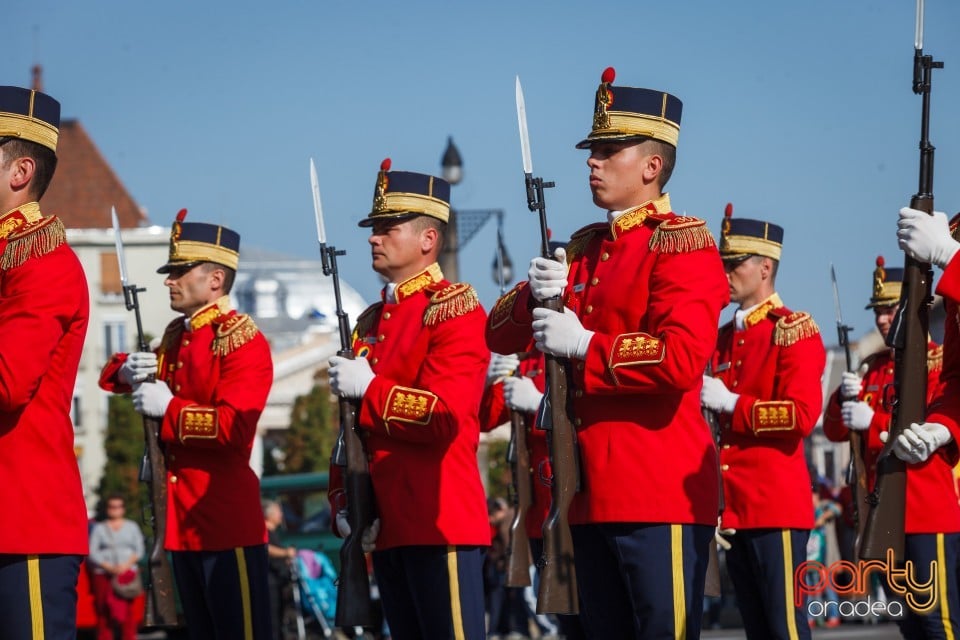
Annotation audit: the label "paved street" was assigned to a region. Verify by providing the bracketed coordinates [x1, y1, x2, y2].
[703, 622, 904, 639]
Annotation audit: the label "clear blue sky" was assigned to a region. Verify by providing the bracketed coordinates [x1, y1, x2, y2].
[10, 0, 960, 341]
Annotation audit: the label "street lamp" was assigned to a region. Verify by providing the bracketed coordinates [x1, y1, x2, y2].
[438, 137, 512, 287]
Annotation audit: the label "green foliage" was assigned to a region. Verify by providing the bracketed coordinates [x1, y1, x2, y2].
[283, 375, 338, 474]
[96, 395, 148, 525]
[485, 439, 511, 501]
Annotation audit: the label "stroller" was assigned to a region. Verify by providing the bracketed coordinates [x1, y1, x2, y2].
[291, 549, 337, 638]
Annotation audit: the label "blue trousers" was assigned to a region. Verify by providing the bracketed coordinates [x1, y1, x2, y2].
[897, 532, 960, 640]
[0, 554, 82, 640]
[725, 528, 810, 640]
[571, 522, 712, 639]
[172, 544, 272, 640]
[372, 545, 485, 640]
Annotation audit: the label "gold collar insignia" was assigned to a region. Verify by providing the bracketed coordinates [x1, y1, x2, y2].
[189, 296, 232, 331]
[611, 193, 672, 239]
[393, 263, 443, 302]
[743, 292, 784, 329]
[0, 202, 43, 239]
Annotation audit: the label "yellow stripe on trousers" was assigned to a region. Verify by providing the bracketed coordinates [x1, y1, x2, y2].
[937, 533, 955, 640]
[234, 548, 253, 640]
[446, 546, 466, 640]
[27, 555, 44, 640]
[781, 530, 800, 640]
[671, 525, 685, 640]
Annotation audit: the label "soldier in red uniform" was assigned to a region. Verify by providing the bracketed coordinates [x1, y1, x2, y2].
[486, 67, 729, 638]
[823, 254, 958, 637]
[326, 160, 490, 639]
[0, 85, 90, 640]
[100, 211, 274, 639]
[888, 207, 960, 637]
[702, 207, 825, 639]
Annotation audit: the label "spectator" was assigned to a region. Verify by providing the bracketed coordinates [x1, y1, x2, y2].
[88, 495, 145, 640]
[264, 500, 296, 640]
[806, 489, 841, 629]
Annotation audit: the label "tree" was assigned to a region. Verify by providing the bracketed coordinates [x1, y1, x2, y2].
[283, 373, 338, 474]
[486, 439, 511, 501]
[96, 395, 147, 523]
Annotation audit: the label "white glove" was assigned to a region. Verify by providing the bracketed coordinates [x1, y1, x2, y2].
[531, 306, 594, 359]
[715, 517, 735, 551]
[840, 371, 863, 400]
[132, 381, 173, 418]
[118, 352, 158, 385]
[486, 353, 520, 386]
[897, 207, 960, 268]
[528, 247, 568, 301]
[840, 401, 873, 432]
[328, 356, 375, 399]
[701, 375, 739, 414]
[503, 376, 544, 414]
[881, 422, 954, 464]
[335, 511, 381, 553]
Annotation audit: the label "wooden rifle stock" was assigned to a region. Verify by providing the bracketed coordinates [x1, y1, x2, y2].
[320, 240, 377, 628]
[536, 296, 580, 615]
[505, 402, 533, 588]
[860, 213, 932, 562]
[121, 277, 178, 629]
[333, 371, 377, 628]
[141, 410, 179, 628]
[860, 39, 940, 562]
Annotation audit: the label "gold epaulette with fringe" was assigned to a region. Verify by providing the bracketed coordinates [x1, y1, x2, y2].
[774, 311, 820, 347]
[0, 216, 67, 270]
[212, 314, 259, 356]
[928, 344, 944, 373]
[950, 213, 960, 242]
[424, 283, 480, 327]
[649, 216, 716, 254]
[352, 303, 383, 342]
[565, 224, 605, 264]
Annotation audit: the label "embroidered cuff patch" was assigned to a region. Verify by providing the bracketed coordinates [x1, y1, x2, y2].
[751, 401, 796, 433]
[489, 286, 521, 330]
[383, 386, 438, 426]
[609, 332, 665, 385]
[178, 407, 219, 443]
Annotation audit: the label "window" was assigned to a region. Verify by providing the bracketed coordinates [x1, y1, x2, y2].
[104, 320, 127, 361]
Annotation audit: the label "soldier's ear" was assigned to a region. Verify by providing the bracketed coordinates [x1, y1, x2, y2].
[6, 155, 35, 192]
[420, 226, 440, 254]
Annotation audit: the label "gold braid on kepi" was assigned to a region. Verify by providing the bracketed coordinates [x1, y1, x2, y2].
[423, 283, 480, 327]
[649, 216, 715, 254]
[774, 312, 820, 347]
[157, 209, 240, 273]
[718, 203, 783, 262]
[865, 255, 903, 309]
[359, 158, 451, 227]
[576, 66, 682, 149]
[0, 86, 60, 152]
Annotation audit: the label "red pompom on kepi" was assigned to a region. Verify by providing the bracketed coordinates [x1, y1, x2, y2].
[601, 66, 615, 84]
[876, 255, 885, 267]
[380, 158, 391, 172]
[176, 208, 188, 222]
[725, 203, 733, 218]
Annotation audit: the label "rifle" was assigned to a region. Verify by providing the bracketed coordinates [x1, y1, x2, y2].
[111, 207, 179, 628]
[702, 362, 722, 599]
[516, 76, 580, 615]
[830, 265, 869, 558]
[860, 0, 942, 562]
[310, 160, 377, 627]
[505, 360, 534, 588]
[500, 225, 534, 588]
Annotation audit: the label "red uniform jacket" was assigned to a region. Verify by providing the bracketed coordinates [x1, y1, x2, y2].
[711, 294, 825, 530]
[479, 351, 551, 540]
[486, 195, 729, 526]
[328, 264, 491, 550]
[100, 297, 273, 551]
[823, 344, 959, 533]
[0, 204, 89, 554]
